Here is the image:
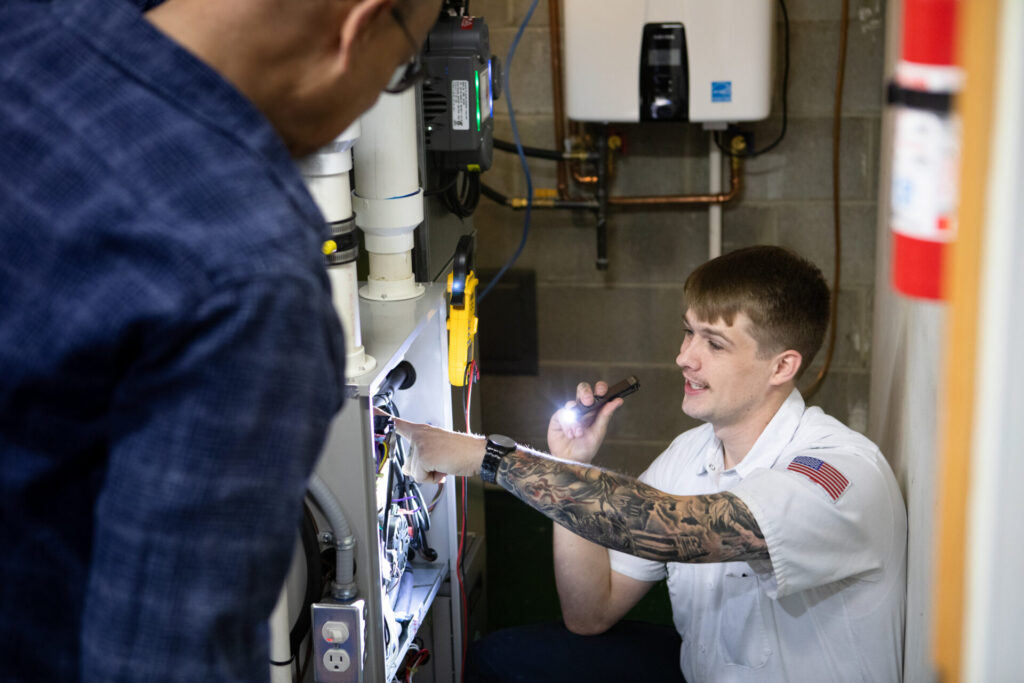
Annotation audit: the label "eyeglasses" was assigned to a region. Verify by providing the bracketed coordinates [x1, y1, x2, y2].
[384, 3, 426, 94]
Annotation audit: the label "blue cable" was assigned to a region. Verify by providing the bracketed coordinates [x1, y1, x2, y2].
[477, 0, 539, 304]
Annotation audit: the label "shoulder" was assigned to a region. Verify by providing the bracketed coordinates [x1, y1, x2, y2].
[792, 406, 878, 453]
[786, 408, 893, 482]
[762, 407, 905, 521]
[0, 0, 322, 287]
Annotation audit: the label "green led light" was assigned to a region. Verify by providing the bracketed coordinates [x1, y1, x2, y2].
[475, 71, 481, 132]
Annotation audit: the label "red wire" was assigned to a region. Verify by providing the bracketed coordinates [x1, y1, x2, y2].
[404, 648, 431, 682]
[458, 477, 469, 679]
[455, 359, 475, 680]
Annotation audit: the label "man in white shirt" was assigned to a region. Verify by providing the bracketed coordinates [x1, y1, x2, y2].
[397, 245, 906, 682]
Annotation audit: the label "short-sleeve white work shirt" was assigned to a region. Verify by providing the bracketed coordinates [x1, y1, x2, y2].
[609, 390, 906, 682]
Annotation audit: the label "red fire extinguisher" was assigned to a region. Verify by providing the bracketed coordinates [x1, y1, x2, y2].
[889, 0, 962, 300]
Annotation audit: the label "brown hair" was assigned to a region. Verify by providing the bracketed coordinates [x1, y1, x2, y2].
[683, 246, 830, 376]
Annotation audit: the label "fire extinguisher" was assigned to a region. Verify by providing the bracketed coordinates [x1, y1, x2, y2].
[888, 0, 962, 300]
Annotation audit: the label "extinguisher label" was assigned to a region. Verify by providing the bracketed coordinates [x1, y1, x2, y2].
[890, 107, 960, 242]
[452, 80, 470, 131]
[895, 60, 964, 94]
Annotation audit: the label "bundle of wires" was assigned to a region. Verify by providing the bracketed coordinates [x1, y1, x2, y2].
[374, 401, 435, 570]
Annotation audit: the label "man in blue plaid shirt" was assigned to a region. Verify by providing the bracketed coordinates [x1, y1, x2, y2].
[0, 0, 439, 680]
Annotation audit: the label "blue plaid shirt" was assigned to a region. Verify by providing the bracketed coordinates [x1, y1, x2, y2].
[0, 0, 345, 680]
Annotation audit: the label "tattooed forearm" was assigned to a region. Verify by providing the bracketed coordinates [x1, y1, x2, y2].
[497, 450, 768, 564]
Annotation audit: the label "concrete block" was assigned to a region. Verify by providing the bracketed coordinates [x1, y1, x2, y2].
[776, 201, 878, 286]
[722, 202, 779, 253]
[512, 0, 549, 27]
[740, 116, 879, 201]
[801, 369, 872, 434]
[536, 285, 688, 364]
[603, 210, 709, 285]
[473, 0, 513, 26]
[786, 20, 886, 118]
[786, 0, 885, 22]
[489, 115, 561, 194]
[802, 287, 873, 375]
[473, 201, 608, 282]
[478, 362, 609, 437]
[489, 27, 553, 114]
[603, 362, 698, 444]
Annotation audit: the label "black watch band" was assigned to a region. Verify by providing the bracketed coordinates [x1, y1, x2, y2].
[481, 434, 516, 484]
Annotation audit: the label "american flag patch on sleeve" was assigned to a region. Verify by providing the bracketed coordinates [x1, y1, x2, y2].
[787, 455, 850, 501]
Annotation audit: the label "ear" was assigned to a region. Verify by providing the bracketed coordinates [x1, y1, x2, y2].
[335, 0, 395, 74]
[769, 349, 803, 386]
[337, 0, 392, 69]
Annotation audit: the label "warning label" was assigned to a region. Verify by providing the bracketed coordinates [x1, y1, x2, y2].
[452, 80, 470, 131]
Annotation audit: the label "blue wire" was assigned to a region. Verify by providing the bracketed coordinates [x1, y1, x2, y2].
[477, 0, 539, 304]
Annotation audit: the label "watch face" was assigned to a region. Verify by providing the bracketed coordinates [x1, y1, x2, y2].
[488, 434, 516, 450]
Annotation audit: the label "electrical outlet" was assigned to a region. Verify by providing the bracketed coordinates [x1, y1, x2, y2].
[322, 648, 351, 672]
[313, 600, 365, 683]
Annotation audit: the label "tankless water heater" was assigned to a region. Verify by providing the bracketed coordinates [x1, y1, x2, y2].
[563, 0, 776, 123]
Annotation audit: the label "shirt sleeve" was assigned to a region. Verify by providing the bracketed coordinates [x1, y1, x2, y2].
[730, 446, 902, 599]
[80, 273, 344, 682]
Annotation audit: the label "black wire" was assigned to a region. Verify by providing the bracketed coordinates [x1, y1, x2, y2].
[424, 174, 458, 197]
[378, 398, 434, 563]
[479, 182, 509, 206]
[493, 137, 565, 161]
[441, 170, 481, 218]
[289, 503, 321, 655]
[715, 0, 790, 158]
[296, 639, 315, 682]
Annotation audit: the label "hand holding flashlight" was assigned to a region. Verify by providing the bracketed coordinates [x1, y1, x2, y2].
[548, 376, 639, 463]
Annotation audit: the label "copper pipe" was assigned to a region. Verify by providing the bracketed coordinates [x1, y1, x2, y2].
[607, 155, 742, 206]
[496, 154, 743, 208]
[548, 0, 570, 199]
[572, 170, 598, 184]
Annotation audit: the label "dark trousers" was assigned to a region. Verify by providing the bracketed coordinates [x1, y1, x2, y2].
[465, 621, 686, 683]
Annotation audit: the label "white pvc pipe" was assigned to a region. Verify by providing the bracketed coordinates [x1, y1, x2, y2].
[353, 88, 424, 301]
[299, 125, 376, 379]
[708, 131, 723, 260]
[328, 263, 376, 379]
[367, 252, 416, 281]
[268, 584, 292, 683]
[354, 91, 419, 197]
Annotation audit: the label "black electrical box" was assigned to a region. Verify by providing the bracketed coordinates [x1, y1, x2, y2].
[422, 15, 497, 172]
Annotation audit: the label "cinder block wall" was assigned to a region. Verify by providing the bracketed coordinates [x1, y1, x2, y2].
[473, 0, 886, 475]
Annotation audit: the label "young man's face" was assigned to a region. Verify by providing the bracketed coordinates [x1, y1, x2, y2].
[675, 309, 779, 430]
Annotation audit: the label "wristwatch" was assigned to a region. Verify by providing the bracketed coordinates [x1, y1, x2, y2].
[481, 434, 517, 484]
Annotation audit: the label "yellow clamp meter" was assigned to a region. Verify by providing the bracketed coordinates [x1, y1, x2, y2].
[446, 235, 478, 387]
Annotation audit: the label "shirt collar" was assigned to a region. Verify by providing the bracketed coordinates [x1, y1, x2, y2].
[54, 0, 320, 225]
[698, 389, 806, 478]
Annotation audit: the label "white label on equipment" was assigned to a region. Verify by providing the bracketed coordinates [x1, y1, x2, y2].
[890, 107, 960, 242]
[452, 80, 470, 130]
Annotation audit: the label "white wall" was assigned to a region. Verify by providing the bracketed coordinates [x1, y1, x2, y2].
[867, 1, 947, 681]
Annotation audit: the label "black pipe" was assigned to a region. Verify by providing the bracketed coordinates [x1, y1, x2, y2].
[493, 138, 564, 160]
[595, 131, 609, 270]
[493, 138, 598, 162]
[480, 183, 599, 211]
[480, 182, 510, 206]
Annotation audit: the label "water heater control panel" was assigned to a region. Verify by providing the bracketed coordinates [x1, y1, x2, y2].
[564, 0, 776, 123]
